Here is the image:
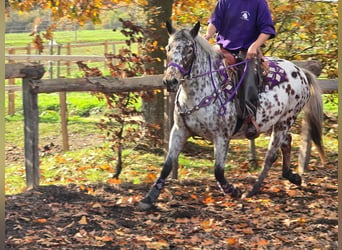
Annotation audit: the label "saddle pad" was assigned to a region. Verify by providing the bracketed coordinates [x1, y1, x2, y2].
[264, 59, 288, 89]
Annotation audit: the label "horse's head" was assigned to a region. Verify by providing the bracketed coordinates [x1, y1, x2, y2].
[163, 21, 200, 92]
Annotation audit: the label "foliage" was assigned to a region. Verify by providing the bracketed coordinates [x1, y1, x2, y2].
[172, 0, 338, 78]
[77, 19, 162, 180]
[8, 0, 337, 77]
[268, 0, 338, 78]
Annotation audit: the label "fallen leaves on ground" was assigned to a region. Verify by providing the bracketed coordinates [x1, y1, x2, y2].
[5, 162, 337, 249]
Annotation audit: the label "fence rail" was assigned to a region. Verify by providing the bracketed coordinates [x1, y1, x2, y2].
[5, 54, 106, 62]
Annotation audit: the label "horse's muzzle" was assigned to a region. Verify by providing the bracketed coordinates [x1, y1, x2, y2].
[163, 78, 179, 92]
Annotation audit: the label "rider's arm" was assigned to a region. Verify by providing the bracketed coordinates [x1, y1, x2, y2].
[246, 33, 271, 59]
[204, 23, 217, 40]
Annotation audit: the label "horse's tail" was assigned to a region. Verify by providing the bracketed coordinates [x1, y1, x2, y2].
[299, 69, 325, 172]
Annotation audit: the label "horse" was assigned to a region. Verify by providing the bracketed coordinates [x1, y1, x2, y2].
[138, 21, 325, 210]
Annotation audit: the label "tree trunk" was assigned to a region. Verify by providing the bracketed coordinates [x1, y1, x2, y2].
[142, 0, 173, 142]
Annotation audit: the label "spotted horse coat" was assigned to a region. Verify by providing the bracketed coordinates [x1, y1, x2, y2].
[138, 21, 325, 210]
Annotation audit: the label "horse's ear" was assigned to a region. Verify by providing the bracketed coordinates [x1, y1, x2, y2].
[166, 21, 175, 35]
[190, 21, 201, 38]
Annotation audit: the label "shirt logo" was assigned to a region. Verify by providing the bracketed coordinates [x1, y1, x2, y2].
[240, 11, 250, 21]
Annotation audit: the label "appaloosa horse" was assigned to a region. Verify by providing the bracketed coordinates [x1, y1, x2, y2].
[138, 22, 325, 209]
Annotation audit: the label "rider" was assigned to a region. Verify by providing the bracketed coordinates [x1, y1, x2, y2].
[204, 0, 276, 139]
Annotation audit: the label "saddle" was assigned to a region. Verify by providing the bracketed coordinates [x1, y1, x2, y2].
[219, 47, 269, 138]
[220, 47, 269, 77]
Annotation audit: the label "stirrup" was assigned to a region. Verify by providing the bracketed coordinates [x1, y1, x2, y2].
[245, 116, 260, 140]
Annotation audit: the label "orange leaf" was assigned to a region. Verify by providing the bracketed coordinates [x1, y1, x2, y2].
[107, 178, 121, 184]
[203, 196, 215, 204]
[34, 218, 47, 223]
[242, 228, 254, 234]
[175, 218, 190, 223]
[77, 166, 91, 171]
[190, 194, 197, 199]
[226, 237, 237, 245]
[102, 236, 114, 242]
[258, 238, 268, 245]
[144, 173, 156, 183]
[287, 189, 296, 197]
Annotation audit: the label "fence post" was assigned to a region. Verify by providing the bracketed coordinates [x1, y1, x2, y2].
[56, 44, 69, 151]
[22, 77, 40, 188]
[8, 48, 16, 115]
[66, 43, 71, 76]
[104, 40, 108, 69]
[26, 43, 31, 60]
[20, 63, 45, 188]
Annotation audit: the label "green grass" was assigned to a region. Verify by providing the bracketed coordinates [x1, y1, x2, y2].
[5, 29, 140, 78]
[5, 91, 338, 195]
[5, 29, 127, 47]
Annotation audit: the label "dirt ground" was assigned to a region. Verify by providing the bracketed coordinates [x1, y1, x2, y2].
[5, 116, 338, 249]
[6, 155, 338, 249]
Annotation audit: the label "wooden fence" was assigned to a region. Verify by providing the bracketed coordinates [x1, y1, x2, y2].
[5, 41, 128, 115]
[5, 62, 338, 189]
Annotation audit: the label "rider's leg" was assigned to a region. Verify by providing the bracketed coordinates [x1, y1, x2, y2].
[243, 56, 260, 139]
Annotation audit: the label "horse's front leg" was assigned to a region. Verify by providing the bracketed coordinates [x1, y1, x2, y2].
[214, 137, 242, 198]
[138, 125, 189, 210]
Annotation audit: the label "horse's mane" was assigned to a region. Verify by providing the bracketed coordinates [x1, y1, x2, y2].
[195, 34, 220, 58]
[172, 28, 220, 59]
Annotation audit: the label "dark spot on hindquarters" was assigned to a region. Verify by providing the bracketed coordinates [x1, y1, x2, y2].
[291, 89, 295, 95]
[273, 94, 279, 103]
[295, 94, 300, 100]
[285, 84, 293, 94]
[291, 71, 298, 78]
[274, 110, 281, 116]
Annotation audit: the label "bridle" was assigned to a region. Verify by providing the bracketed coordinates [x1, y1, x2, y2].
[165, 42, 250, 116]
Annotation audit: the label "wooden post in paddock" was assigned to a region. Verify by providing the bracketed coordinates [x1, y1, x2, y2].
[20, 63, 46, 188]
[7, 48, 16, 115]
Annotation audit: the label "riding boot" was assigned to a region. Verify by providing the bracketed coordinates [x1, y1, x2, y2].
[242, 54, 260, 139]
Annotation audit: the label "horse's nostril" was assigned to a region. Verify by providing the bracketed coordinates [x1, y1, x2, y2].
[172, 79, 179, 86]
[163, 79, 178, 87]
[163, 79, 179, 92]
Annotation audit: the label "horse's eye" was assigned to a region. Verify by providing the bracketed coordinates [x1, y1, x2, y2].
[187, 47, 193, 55]
[166, 46, 170, 52]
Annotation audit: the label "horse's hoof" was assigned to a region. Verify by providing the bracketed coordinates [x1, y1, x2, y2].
[246, 183, 261, 198]
[137, 201, 153, 210]
[289, 173, 302, 186]
[231, 187, 242, 198]
[246, 191, 255, 198]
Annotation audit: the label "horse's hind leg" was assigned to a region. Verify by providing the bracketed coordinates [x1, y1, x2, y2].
[138, 126, 189, 210]
[214, 137, 242, 198]
[281, 134, 302, 185]
[246, 128, 283, 197]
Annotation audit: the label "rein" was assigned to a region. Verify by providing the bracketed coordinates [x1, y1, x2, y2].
[171, 56, 250, 116]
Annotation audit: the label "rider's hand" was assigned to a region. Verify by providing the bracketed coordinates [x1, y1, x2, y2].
[246, 44, 258, 59]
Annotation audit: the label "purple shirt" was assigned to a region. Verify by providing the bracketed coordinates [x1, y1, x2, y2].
[209, 0, 276, 51]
